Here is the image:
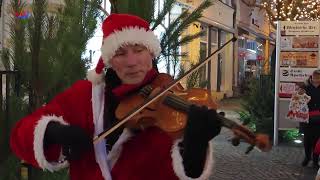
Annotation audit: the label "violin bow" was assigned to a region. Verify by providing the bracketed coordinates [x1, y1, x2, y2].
[93, 37, 237, 144]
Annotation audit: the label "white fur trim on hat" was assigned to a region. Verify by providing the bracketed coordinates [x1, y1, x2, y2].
[101, 27, 161, 67]
[34, 115, 69, 172]
[171, 139, 214, 179]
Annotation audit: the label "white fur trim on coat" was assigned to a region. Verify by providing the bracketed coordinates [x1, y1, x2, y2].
[87, 69, 105, 86]
[92, 83, 112, 180]
[33, 115, 69, 172]
[171, 139, 214, 180]
[101, 27, 161, 67]
[107, 128, 133, 168]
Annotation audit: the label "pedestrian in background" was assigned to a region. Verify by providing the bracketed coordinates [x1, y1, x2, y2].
[316, 169, 320, 180]
[299, 70, 320, 168]
[315, 138, 320, 180]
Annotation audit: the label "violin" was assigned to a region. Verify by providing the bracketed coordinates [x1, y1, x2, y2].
[115, 73, 271, 153]
[93, 37, 271, 153]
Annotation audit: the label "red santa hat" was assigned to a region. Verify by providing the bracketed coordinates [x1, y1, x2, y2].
[87, 14, 161, 85]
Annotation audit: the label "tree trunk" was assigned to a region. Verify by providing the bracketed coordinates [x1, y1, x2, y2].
[30, 0, 45, 111]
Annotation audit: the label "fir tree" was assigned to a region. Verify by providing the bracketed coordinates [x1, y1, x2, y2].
[0, 0, 102, 179]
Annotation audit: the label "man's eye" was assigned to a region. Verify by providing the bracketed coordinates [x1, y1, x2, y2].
[135, 48, 144, 52]
[115, 52, 125, 56]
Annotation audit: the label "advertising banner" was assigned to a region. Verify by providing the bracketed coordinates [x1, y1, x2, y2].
[279, 82, 297, 98]
[281, 36, 319, 51]
[279, 67, 317, 82]
[280, 21, 319, 36]
[280, 52, 318, 67]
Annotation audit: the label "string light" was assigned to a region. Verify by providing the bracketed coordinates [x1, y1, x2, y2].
[260, 0, 320, 22]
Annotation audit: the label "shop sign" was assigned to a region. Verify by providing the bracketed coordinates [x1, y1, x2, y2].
[279, 82, 297, 98]
[280, 52, 318, 67]
[280, 21, 319, 36]
[274, 21, 320, 135]
[279, 67, 317, 82]
[281, 36, 319, 51]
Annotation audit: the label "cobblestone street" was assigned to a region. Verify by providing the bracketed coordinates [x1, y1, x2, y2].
[210, 128, 317, 180]
[207, 99, 318, 180]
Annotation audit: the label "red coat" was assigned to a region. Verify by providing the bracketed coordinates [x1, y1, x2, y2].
[10, 80, 214, 180]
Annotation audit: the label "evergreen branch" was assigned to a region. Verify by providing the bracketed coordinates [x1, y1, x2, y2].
[168, 30, 204, 50]
[98, 5, 109, 16]
[162, 0, 212, 51]
[160, 9, 189, 48]
[151, 0, 176, 30]
[161, 51, 187, 57]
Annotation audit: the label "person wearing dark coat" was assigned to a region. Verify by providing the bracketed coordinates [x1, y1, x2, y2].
[299, 70, 320, 168]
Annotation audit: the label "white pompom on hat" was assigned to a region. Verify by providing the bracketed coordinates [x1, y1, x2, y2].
[87, 13, 161, 85]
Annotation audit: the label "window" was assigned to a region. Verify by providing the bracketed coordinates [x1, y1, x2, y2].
[199, 42, 207, 85]
[200, 23, 217, 46]
[210, 28, 218, 45]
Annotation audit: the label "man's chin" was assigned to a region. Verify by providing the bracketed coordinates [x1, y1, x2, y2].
[123, 77, 144, 85]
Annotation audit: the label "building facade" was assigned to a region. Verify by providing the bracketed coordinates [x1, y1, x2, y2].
[179, 0, 236, 99]
[236, 0, 275, 92]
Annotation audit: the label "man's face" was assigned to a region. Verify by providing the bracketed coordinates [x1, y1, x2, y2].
[109, 44, 153, 84]
[312, 73, 320, 87]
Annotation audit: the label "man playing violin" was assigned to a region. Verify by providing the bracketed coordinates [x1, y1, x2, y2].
[10, 14, 222, 180]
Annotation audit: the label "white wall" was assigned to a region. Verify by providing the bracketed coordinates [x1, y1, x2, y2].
[237, 0, 271, 37]
[200, 0, 234, 29]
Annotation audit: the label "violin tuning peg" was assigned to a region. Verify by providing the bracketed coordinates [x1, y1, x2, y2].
[231, 137, 240, 146]
[245, 145, 255, 154]
[218, 111, 225, 117]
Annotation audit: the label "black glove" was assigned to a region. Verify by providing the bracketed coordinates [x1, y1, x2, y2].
[182, 105, 222, 178]
[44, 122, 92, 160]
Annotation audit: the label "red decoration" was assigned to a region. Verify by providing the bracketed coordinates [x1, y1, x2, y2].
[239, 52, 246, 58]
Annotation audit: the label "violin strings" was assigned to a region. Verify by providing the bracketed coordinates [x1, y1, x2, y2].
[140, 85, 191, 112]
[163, 94, 191, 112]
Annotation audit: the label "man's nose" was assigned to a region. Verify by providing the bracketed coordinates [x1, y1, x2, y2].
[125, 51, 139, 66]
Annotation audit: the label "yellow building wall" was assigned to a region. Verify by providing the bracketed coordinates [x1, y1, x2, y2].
[221, 33, 234, 97]
[180, 22, 201, 87]
[181, 22, 201, 65]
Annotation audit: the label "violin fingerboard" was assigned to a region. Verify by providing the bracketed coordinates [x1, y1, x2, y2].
[162, 94, 191, 112]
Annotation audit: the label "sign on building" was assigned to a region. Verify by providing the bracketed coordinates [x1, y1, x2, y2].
[274, 21, 320, 145]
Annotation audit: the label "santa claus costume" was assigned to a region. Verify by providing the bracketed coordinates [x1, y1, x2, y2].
[10, 14, 216, 180]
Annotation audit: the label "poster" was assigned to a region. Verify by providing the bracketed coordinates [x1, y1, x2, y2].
[286, 91, 310, 123]
[280, 52, 318, 67]
[279, 82, 298, 98]
[280, 21, 319, 36]
[279, 67, 317, 82]
[281, 36, 318, 51]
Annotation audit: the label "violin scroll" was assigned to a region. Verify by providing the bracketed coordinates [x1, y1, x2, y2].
[225, 119, 272, 154]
